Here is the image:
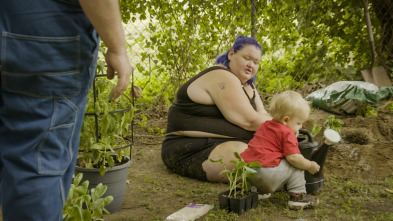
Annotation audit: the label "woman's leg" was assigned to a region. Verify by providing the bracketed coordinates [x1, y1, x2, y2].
[162, 137, 249, 182]
[202, 141, 248, 182]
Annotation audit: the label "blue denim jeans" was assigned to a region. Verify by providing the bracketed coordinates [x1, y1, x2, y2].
[0, 0, 99, 220]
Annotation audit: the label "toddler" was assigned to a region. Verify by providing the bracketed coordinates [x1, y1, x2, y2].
[241, 90, 320, 210]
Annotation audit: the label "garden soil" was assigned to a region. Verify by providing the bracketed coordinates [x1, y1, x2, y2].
[1, 96, 392, 220]
[102, 99, 393, 220]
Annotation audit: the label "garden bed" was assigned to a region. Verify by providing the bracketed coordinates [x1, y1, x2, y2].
[102, 102, 393, 220]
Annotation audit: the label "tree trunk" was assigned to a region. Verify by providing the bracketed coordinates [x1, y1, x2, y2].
[370, 0, 393, 75]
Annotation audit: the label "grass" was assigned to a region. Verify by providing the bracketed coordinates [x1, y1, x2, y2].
[108, 174, 393, 221]
[190, 176, 393, 221]
[102, 148, 393, 221]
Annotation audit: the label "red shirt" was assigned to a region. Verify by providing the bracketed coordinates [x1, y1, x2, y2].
[241, 120, 300, 167]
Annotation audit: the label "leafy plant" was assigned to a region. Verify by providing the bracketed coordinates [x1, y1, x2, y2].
[357, 104, 378, 117]
[210, 152, 261, 198]
[308, 121, 322, 137]
[78, 72, 135, 176]
[324, 115, 344, 134]
[63, 173, 113, 221]
[117, 0, 392, 105]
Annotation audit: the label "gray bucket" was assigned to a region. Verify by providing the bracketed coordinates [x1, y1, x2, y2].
[74, 156, 131, 213]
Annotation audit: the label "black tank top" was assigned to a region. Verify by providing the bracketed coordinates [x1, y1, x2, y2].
[166, 66, 257, 139]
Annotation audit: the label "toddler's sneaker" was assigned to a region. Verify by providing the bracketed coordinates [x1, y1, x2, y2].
[258, 193, 271, 200]
[288, 192, 319, 210]
[251, 186, 272, 200]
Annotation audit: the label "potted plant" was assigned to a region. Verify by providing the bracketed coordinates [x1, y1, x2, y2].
[74, 73, 135, 213]
[77, 75, 134, 172]
[210, 152, 261, 215]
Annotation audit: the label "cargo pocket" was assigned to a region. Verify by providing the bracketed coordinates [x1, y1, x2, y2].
[1, 31, 81, 98]
[37, 98, 77, 175]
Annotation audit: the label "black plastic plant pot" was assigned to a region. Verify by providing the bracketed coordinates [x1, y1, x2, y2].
[246, 191, 258, 210]
[218, 190, 258, 215]
[218, 190, 231, 211]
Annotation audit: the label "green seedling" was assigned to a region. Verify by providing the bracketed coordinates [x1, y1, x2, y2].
[210, 152, 261, 198]
[309, 121, 322, 137]
[357, 104, 377, 117]
[324, 115, 344, 134]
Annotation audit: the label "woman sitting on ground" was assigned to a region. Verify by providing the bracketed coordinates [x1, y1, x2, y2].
[161, 35, 272, 182]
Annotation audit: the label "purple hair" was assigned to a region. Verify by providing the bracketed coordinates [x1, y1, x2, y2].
[214, 35, 262, 85]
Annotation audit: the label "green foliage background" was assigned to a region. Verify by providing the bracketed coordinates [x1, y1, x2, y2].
[117, 0, 391, 106]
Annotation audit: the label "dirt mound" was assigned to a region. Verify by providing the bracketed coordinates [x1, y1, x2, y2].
[307, 108, 393, 183]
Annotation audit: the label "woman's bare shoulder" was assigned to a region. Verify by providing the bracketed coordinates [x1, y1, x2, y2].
[203, 67, 240, 83]
[188, 67, 241, 104]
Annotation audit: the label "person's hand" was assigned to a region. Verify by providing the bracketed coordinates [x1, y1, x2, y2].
[307, 161, 320, 174]
[105, 49, 134, 101]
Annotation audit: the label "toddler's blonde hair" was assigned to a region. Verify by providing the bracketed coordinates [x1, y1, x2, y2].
[269, 90, 310, 121]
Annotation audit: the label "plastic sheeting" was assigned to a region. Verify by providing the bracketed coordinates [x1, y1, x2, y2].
[306, 81, 393, 114]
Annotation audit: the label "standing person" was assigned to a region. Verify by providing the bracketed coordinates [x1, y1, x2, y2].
[241, 90, 320, 210]
[161, 35, 272, 183]
[0, 0, 133, 220]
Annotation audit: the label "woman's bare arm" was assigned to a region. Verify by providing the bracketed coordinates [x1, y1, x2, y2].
[190, 69, 270, 131]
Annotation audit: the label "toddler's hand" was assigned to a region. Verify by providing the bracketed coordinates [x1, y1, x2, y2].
[307, 161, 320, 174]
